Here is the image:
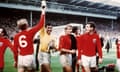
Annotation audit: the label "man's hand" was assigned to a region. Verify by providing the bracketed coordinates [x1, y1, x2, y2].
[70, 49, 76, 54]
[99, 58, 103, 64]
[13, 62, 17, 68]
[41, 0, 46, 14]
[41, 0, 46, 10]
[77, 59, 82, 65]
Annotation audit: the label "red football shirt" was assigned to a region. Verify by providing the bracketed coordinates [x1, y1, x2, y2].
[13, 14, 45, 57]
[116, 39, 120, 58]
[0, 37, 13, 68]
[59, 35, 71, 50]
[77, 33, 102, 59]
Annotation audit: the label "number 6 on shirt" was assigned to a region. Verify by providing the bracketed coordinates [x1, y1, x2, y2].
[19, 35, 28, 48]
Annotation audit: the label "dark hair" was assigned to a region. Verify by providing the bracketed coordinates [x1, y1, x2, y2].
[72, 26, 78, 33]
[0, 27, 8, 37]
[45, 23, 52, 28]
[87, 21, 96, 29]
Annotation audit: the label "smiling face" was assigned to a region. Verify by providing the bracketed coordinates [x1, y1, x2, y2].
[85, 24, 92, 33]
[85, 23, 95, 34]
[46, 25, 52, 35]
[64, 24, 72, 35]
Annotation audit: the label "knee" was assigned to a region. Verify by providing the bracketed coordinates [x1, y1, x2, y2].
[90, 67, 98, 72]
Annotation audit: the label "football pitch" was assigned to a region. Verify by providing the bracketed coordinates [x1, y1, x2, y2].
[4, 47, 118, 72]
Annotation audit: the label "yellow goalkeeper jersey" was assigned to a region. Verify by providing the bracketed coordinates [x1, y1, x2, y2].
[39, 27, 56, 52]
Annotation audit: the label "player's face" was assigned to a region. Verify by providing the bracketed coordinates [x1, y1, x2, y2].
[65, 26, 72, 35]
[0, 28, 3, 36]
[85, 24, 91, 33]
[76, 29, 80, 35]
[85, 24, 93, 33]
[46, 25, 52, 35]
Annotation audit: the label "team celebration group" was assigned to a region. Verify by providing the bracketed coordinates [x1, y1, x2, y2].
[0, 1, 120, 72]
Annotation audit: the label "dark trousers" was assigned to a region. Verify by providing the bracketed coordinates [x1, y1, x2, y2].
[72, 54, 76, 72]
[35, 43, 39, 71]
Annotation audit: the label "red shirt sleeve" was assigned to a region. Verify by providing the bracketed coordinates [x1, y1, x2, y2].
[117, 45, 120, 58]
[13, 36, 18, 63]
[96, 35, 103, 58]
[5, 39, 18, 63]
[6, 39, 13, 50]
[77, 36, 82, 60]
[116, 39, 120, 58]
[29, 14, 45, 35]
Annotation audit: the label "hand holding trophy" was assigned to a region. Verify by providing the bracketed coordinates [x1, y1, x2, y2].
[41, 0, 46, 9]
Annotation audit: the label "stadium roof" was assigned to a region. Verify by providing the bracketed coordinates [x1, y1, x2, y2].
[0, 0, 119, 19]
[49, 0, 120, 11]
[86, 0, 120, 7]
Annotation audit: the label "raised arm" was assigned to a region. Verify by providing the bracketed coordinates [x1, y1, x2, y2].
[30, 1, 46, 35]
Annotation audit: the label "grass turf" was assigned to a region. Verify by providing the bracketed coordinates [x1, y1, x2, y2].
[4, 47, 118, 72]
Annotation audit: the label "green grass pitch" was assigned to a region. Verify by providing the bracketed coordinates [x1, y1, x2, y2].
[4, 46, 118, 72]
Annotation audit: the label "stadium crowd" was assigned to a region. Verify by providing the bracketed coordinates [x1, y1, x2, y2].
[0, 12, 120, 40]
[0, 6, 120, 72]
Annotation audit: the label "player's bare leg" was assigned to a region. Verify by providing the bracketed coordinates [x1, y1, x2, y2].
[90, 67, 98, 72]
[84, 66, 90, 72]
[40, 64, 51, 72]
[28, 69, 35, 72]
[18, 67, 24, 72]
[27, 67, 35, 72]
[63, 66, 72, 72]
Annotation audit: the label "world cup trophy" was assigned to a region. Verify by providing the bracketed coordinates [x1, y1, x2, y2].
[41, 0, 46, 9]
[47, 40, 56, 53]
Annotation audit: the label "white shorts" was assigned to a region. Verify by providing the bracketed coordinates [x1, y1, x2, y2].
[60, 54, 72, 67]
[81, 55, 96, 67]
[18, 55, 35, 69]
[38, 52, 50, 65]
[116, 59, 120, 71]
